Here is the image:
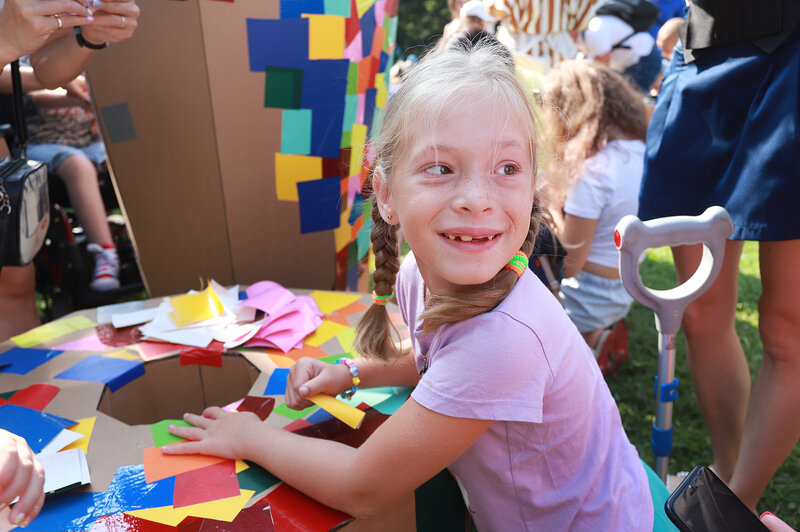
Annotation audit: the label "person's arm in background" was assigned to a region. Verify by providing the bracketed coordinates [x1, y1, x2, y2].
[30, 0, 139, 88]
[0, 0, 91, 69]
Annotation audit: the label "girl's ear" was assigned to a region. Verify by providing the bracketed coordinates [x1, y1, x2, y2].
[372, 166, 398, 225]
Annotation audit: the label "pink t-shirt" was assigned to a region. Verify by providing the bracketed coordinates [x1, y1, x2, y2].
[397, 253, 653, 531]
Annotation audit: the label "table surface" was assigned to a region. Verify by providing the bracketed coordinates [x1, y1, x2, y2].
[0, 290, 421, 532]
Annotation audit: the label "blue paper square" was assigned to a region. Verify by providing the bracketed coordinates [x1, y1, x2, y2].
[0, 405, 74, 453]
[306, 407, 336, 424]
[360, 5, 376, 58]
[364, 88, 377, 136]
[297, 178, 342, 234]
[264, 368, 290, 395]
[96, 465, 175, 515]
[301, 60, 349, 158]
[15, 492, 102, 531]
[0, 347, 64, 375]
[247, 18, 309, 71]
[54, 355, 144, 392]
[280, 0, 324, 18]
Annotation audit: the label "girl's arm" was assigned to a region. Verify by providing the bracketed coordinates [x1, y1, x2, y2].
[166, 397, 491, 518]
[548, 208, 599, 278]
[0, 64, 46, 93]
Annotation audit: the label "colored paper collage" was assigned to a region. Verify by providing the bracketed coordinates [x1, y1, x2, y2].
[247, 0, 399, 289]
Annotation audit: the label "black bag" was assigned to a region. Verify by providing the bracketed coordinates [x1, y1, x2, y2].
[595, 0, 661, 33]
[0, 61, 50, 268]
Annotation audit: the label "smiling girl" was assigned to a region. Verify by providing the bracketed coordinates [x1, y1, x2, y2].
[165, 40, 662, 530]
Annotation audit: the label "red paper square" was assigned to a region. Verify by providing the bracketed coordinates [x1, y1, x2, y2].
[173, 460, 240, 509]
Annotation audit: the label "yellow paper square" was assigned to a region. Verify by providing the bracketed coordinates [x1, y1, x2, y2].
[355, 0, 374, 17]
[126, 489, 255, 526]
[304, 320, 349, 347]
[275, 153, 323, 201]
[63, 417, 96, 453]
[349, 124, 367, 174]
[169, 287, 222, 327]
[374, 73, 388, 108]
[308, 394, 365, 429]
[334, 208, 352, 253]
[309, 291, 362, 314]
[336, 327, 358, 355]
[303, 15, 345, 60]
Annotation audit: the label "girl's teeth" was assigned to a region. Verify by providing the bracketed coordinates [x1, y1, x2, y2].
[487, 235, 494, 240]
[460, 235, 473, 242]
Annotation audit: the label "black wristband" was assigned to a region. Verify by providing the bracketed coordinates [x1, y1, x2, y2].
[74, 27, 108, 49]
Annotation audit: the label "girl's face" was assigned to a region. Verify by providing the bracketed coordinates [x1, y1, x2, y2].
[375, 95, 535, 293]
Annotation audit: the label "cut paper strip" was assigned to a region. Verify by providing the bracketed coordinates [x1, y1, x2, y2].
[349, 123, 367, 171]
[173, 461, 240, 509]
[151, 419, 193, 447]
[324, 0, 351, 16]
[39, 448, 90, 494]
[266, 483, 350, 531]
[264, 368, 290, 395]
[236, 396, 276, 421]
[169, 288, 224, 327]
[303, 320, 349, 347]
[304, 14, 345, 60]
[280, 109, 312, 155]
[283, 343, 328, 361]
[55, 355, 144, 392]
[111, 307, 159, 329]
[180, 345, 224, 367]
[308, 394, 365, 429]
[95, 300, 148, 325]
[275, 153, 323, 202]
[8, 383, 59, 411]
[273, 402, 317, 421]
[0, 347, 64, 374]
[267, 354, 295, 368]
[308, 291, 362, 314]
[62, 417, 96, 453]
[9, 315, 96, 348]
[39, 428, 84, 455]
[143, 445, 228, 483]
[0, 404, 74, 453]
[125, 489, 254, 526]
[55, 334, 108, 351]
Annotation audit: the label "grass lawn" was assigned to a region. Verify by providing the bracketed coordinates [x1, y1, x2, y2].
[607, 242, 800, 526]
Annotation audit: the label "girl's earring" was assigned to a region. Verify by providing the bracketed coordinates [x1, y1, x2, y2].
[386, 214, 392, 221]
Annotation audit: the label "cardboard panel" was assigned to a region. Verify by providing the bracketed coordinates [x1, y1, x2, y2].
[88, 0, 234, 296]
[198, 0, 336, 288]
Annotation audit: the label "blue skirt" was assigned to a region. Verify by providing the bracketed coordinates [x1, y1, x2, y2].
[638, 25, 800, 241]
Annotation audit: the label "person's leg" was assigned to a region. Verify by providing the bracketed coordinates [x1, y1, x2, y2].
[728, 240, 800, 509]
[55, 154, 113, 246]
[0, 265, 40, 342]
[672, 241, 749, 483]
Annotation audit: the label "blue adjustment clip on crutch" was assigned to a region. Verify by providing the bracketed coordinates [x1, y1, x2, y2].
[614, 206, 734, 483]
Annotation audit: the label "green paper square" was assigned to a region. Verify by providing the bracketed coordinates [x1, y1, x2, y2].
[150, 419, 192, 447]
[340, 130, 352, 149]
[370, 108, 384, 139]
[383, 14, 391, 49]
[265, 66, 304, 109]
[237, 461, 280, 493]
[281, 109, 312, 155]
[388, 16, 398, 47]
[318, 353, 353, 364]
[273, 402, 317, 420]
[324, 0, 351, 17]
[346, 62, 359, 95]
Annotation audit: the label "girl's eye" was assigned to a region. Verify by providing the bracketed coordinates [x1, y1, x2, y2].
[498, 164, 519, 176]
[424, 164, 452, 175]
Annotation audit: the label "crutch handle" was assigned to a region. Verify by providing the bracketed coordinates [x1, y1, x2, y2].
[615, 206, 734, 334]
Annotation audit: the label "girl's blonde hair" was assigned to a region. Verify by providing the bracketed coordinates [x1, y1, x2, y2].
[542, 60, 649, 203]
[354, 39, 544, 360]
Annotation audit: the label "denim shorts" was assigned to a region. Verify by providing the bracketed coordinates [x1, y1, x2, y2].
[26, 141, 106, 171]
[559, 270, 633, 333]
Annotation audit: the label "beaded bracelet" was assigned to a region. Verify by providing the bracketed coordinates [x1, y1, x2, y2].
[336, 358, 360, 400]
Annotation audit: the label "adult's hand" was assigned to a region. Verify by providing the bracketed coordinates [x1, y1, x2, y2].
[0, 0, 91, 65]
[81, 0, 140, 46]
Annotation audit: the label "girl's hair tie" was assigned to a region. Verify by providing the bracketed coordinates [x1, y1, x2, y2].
[372, 290, 393, 306]
[504, 251, 529, 278]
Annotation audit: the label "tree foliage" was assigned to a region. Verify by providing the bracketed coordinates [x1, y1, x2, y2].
[396, 0, 451, 59]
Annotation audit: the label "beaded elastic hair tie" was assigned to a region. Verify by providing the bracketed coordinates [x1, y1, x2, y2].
[504, 250, 529, 278]
[372, 291, 393, 306]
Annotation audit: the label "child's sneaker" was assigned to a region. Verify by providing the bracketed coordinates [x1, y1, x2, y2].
[87, 243, 120, 291]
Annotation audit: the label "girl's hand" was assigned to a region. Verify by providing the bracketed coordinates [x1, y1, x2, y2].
[0, 0, 90, 62]
[163, 407, 261, 461]
[285, 357, 352, 410]
[0, 429, 45, 527]
[81, 0, 139, 46]
[64, 75, 89, 102]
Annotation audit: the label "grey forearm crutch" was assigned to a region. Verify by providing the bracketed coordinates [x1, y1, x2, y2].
[615, 206, 734, 483]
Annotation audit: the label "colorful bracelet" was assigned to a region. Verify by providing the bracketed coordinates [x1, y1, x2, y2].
[372, 290, 393, 306]
[504, 250, 529, 278]
[336, 358, 360, 400]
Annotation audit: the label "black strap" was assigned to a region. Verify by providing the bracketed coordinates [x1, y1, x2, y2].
[611, 31, 637, 50]
[9, 60, 27, 159]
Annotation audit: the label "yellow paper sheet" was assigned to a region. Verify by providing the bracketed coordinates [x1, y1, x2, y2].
[11, 315, 96, 348]
[334, 208, 352, 253]
[308, 394, 365, 429]
[169, 287, 224, 327]
[104, 349, 141, 361]
[275, 153, 323, 201]
[62, 417, 96, 454]
[304, 320, 349, 347]
[355, 0, 374, 17]
[374, 73, 388, 108]
[303, 15, 345, 60]
[349, 125, 367, 175]
[309, 291, 362, 315]
[335, 327, 358, 356]
[126, 489, 255, 526]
